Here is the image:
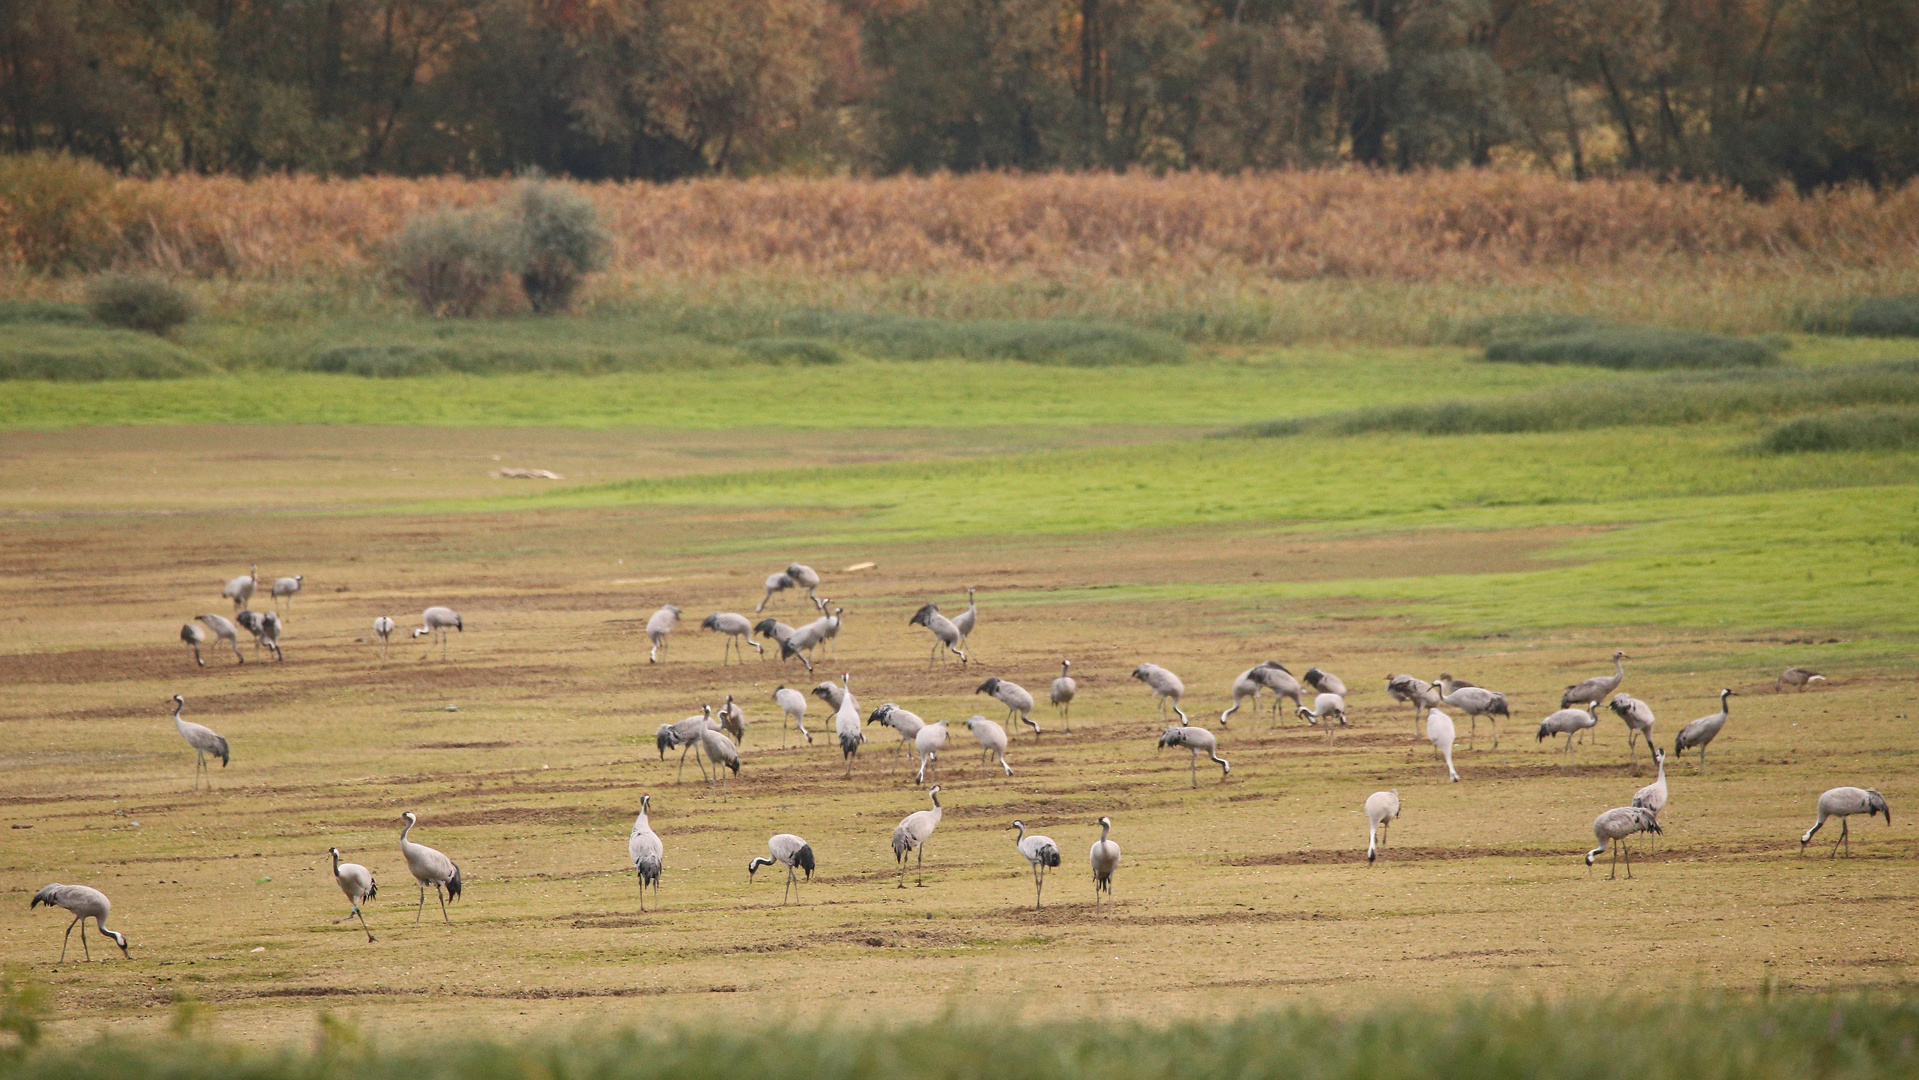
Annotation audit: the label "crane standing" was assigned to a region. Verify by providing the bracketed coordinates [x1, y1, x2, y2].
[223, 564, 258, 611]
[1089, 817, 1121, 910]
[1674, 689, 1735, 774]
[629, 794, 663, 909]
[1633, 749, 1669, 852]
[373, 616, 396, 660]
[272, 575, 304, 611]
[171, 694, 229, 789]
[1051, 660, 1077, 726]
[892, 786, 944, 888]
[398, 812, 463, 925]
[1009, 820, 1061, 911]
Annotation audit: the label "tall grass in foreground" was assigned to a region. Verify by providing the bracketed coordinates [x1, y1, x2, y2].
[4, 997, 1917, 1080]
[1232, 360, 1919, 437]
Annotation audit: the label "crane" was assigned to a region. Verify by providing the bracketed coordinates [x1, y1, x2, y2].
[892, 786, 943, 888]
[1609, 694, 1657, 771]
[1385, 674, 1440, 739]
[951, 587, 979, 652]
[180, 621, 208, 667]
[373, 616, 396, 660]
[1089, 817, 1120, 910]
[774, 686, 812, 748]
[1157, 723, 1228, 787]
[272, 574, 303, 611]
[1632, 748, 1668, 851]
[645, 605, 681, 663]
[657, 705, 718, 783]
[195, 613, 246, 665]
[170, 695, 229, 788]
[1365, 790, 1401, 864]
[1426, 707, 1459, 783]
[909, 603, 968, 667]
[1009, 820, 1061, 910]
[976, 677, 1040, 738]
[1132, 664, 1187, 723]
[1303, 668, 1347, 696]
[964, 715, 1014, 777]
[1801, 788, 1891, 858]
[629, 794, 663, 909]
[1561, 650, 1628, 711]
[868, 704, 926, 769]
[31, 884, 128, 961]
[757, 571, 796, 613]
[836, 677, 865, 777]
[1433, 681, 1510, 750]
[1674, 689, 1735, 774]
[786, 563, 822, 609]
[222, 564, 258, 611]
[700, 612, 763, 664]
[1778, 666, 1827, 692]
[1536, 702, 1600, 773]
[412, 607, 462, 660]
[1051, 660, 1077, 725]
[913, 719, 949, 786]
[748, 833, 816, 904]
[398, 812, 463, 924]
[717, 694, 746, 744]
[699, 727, 741, 796]
[1585, 806, 1661, 879]
[328, 848, 378, 942]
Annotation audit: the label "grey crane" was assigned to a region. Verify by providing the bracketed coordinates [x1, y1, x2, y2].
[629, 794, 663, 909]
[645, 605, 682, 664]
[1009, 820, 1061, 911]
[1252, 661, 1304, 718]
[913, 719, 949, 786]
[786, 563, 823, 609]
[1132, 663, 1188, 723]
[717, 694, 746, 744]
[748, 833, 816, 904]
[236, 609, 271, 658]
[774, 686, 812, 748]
[1632, 749, 1668, 851]
[951, 587, 979, 651]
[756, 571, 796, 613]
[780, 603, 839, 672]
[1778, 666, 1827, 692]
[1562, 651, 1628, 711]
[1585, 806, 1662, 879]
[181, 621, 208, 667]
[1385, 675, 1441, 739]
[892, 785, 943, 887]
[398, 812, 462, 924]
[31, 883, 128, 961]
[819, 601, 844, 659]
[811, 679, 847, 712]
[1609, 694, 1658, 771]
[1089, 817, 1121, 910]
[223, 564, 258, 611]
[1801, 787, 1891, 858]
[868, 703, 926, 768]
[1674, 689, 1735, 774]
[699, 727, 741, 796]
[1433, 681, 1510, 750]
[755, 618, 796, 657]
[245, 609, 284, 662]
[1221, 666, 1267, 727]
[1297, 692, 1348, 735]
[1303, 668, 1347, 697]
[1051, 660, 1077, 725]
[835, 676, 865, 777]
[412, 606, 462, 660]
[976, 677, 1040, 738]
[1157, 723, 1228, 787]
[195, 613, 246, 665]
[1365, 790, 1401, 864]
[171, 695, 229, 788]
[272, 575, 303, 611]
[964, 715, 1014, 777]
[655, 705, 718, 783]
[1435, 673, 1476, 695]
[327, 847, 378, 942]
[701, 612, 763, 664]
[909, 603, 969, 667]
[1426, 707, 1460, 783]
[373, 616, 396, 660]
[1536, 703, 1600, 773]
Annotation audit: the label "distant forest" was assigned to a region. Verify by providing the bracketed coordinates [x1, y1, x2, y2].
[5, 0, 1915, 191]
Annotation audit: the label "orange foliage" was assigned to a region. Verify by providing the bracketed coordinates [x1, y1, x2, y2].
[110, 170, 1919, 284]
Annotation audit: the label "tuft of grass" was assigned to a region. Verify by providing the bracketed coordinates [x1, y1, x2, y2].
[1483, 321, 1780, 370]
[0, 300, 91, 325]
[1842, 296, 1919, 338]
[0, 323, 209, 380]
[85, 274, 196, 335]
[1231, 360, 1919, 438]
[639, 307, 1186, 365]
[1753, 407, 1919, 453]
[739, 337, 844, 365]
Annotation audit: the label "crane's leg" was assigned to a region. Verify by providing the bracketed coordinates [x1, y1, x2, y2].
[1467, 714, 1477, 750]
[438, 883, 451, 924]
[916, 844, 926, 887]
[355, 905, 375, 942]
[786, 864, 797, 905]
[1835, 817, 1849, 859]
[231, 637, 245, 665]
[1609, 839, 1621, 880]
[59, 915, 80, 962]
[898, 853, 907, 889]
[1623, 838, 1635, 879]
[416, 883, 427, 925]
[1189, 750, 1198, 789]
[1490, 717, 1500, 750]
[193, 644, 204, 667]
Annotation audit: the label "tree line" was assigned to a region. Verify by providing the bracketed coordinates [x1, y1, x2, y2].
[4, 0, 1914, 192]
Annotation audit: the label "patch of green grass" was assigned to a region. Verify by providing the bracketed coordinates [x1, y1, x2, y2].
[1483, 321, 1780, 370]
[1232, 360, 1919, 438]
[1808, 295, 1919, 338]
[0, 323, 210, 380]
[1752, 408, 1919, 454]
[3, 996, 1916, 1080]
[635, 307, 1186, 365]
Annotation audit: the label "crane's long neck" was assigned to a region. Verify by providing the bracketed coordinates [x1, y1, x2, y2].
[330, 850, 342, 875]
[1721, 690, 1732, 715]
[1099, 821, 1110, 843]
[1013, 822, 1026, 842]
[1614, 656, 1625, 679]
[400, 818, 414, 845]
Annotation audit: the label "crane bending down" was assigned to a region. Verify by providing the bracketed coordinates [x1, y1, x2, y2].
[774, 686, 812, 747]
[1426, 707, 1460, 783]
[629, 794, 663, 909]
[413, 606, 462, 660]
[909, 603, 969, 667]
[1090, 816, 1120, 910]
[1365, 790, 1401, 864]
[1535, 703, 1600, 773]
[892, 786, 943, 887]
[1252, 662, 1304, 719]
[1674, 689, 1734, 774]
[171, 695, 229, 789]
[1433, 682, 1510, 750]
[1801, 787, 1891, 858]
[1778, 666, 1827, 692]
[328, 848, 378, 942]
[1632, 748, 1668, 851]
[1010, 820, 1061, 911]
[180, 622, 208, 667]
[374, 616, 396, 660]
[757, 572, 796, 613]
[1132, 664, 1188, 724]
[1157, 723, 1229, 787]
[1385, 674, 1440, 739]
[748, 833, 816, 904]
[913, 719, 949, 787]
[868, 703, 926, 768]
[645, 605, 681, 664]
[657, 705, 718, 783]
[399, 812, 462, 924]
[1303, 668, 1347, 697]
[1297, 693, 1348, 740]
[964, 715, 1014, 777]
[786, 563, 822, 608]
[31, 884, 128, 961]
[195, 613, 245, 665]
[699, 728, 741, 796]
[701, 612, 763, 664]
[1585, 806, 1661, 879]
[1609, 694, 1657, 771]
[976, 677, 1040, 739]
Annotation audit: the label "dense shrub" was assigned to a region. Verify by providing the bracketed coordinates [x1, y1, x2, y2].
[0, 152, 128, 272]
[381, 207, 513, 318]
[0, 326, 207, 379]
[740, 338, 844, 364]
[85, 274, 196, 334]
[511, 181, 610, 313]
[645, 307, 1185, 365]
[1753, 408, 1919, 453]
[1841, 297, 1919, 338]
[1483, 320, 1779, 369]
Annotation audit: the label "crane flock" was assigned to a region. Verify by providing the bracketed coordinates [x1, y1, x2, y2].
[26, 560, 1890, 963]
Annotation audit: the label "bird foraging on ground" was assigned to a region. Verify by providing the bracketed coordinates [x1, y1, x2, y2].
[657, 705, 718, 783]
[195, 613, 245, 665]
[1157, 723, 1228, 787]
[1585, 806, 1661, 879]
[180, 622, 208, 667]
[868, 704, 925, 769]
[645, 605, 681, 663]
[892, 786, 943, 888]
[1303, 668, 1347, 697]
[700, 612, 763, 664]
[1090, 817, 1121, 910]
[1609, 694, 1657, 771]
[1132, 663, 1187, 724]
[786, 563, 822, 608]
[629, 794, 663, 909]
[699, 727, 741, 796]
[327, 848, 378, 942]
[748, 833, 815, 904]
[170, 695, 228, 788]
[1674, 689, 1734, 774]
[373, 616, 396, 660]
[910, 603, 969, 667]
[773, 686, 812, 748]
[1801, 787, 1891, 858]
[1365, 790, 1400, 864]
[398, 812, 462, 925]
[1297, 693, 1348, 738]
[1426, 708, 1459, 783]
[913, 719, 949, 786]
[31, 884, 128, 962]
[1433, 681, 1510, 750]
[412, 606, 462, 659]
[1009, 820, 1061, 911]
[1385, 674, 1440, 739]
[1778, 666, 1826, 692]
[1536, 703, 1599, 773]
[964, 715, 1014, 777]
[976, 677, 1040, 739]
[757, 572, 796, 613]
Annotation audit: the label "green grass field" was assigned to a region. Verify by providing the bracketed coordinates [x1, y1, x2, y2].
[0, 315, 1915, 1060]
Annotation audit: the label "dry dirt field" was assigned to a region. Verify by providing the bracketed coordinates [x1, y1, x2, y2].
[0, 424, 1913, 1046]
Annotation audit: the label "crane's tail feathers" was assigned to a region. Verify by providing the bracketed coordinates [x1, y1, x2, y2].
[796, 844, 816, 876]
[445, 864, 463, 901]
[30, 886, 56, 908]
[1041, 847, 1061, 868]
[366, 880, 378, 901]
[1490, 693, 1510, 716]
